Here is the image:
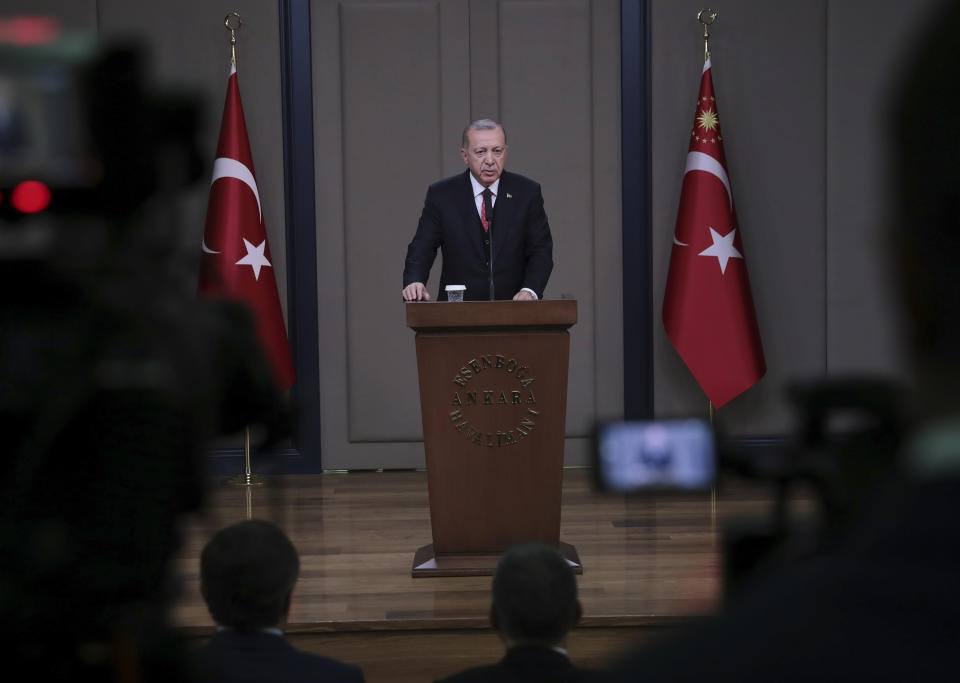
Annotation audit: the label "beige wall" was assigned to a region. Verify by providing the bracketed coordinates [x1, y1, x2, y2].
[6, 0, 946, 466]
[313, 0, 623, 469]
[651, 0, 941, 434]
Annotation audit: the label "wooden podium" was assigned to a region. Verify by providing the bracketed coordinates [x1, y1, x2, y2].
[406, 300, 581, 577]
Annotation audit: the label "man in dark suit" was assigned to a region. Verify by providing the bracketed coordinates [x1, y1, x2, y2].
[192, 520, 365, 683]
[402, 119, 553, 301]
[435, 543, 607, 683]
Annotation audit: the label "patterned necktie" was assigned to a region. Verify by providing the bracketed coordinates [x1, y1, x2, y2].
[481, 188, 492, 232]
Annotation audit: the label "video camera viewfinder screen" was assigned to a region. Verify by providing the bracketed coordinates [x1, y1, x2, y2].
[595, 419, 716, 493]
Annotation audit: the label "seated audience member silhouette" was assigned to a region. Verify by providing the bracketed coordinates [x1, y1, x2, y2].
[436, 542, 608, 683]
[607, 3, 960, 681]
[193, 520, 365, 683]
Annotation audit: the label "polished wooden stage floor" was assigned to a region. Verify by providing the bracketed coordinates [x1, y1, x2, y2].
[169, 468, 780, 682]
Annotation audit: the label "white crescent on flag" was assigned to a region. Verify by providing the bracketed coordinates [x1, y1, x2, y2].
[673, 151, 734, 247]
[684, 151, 733, 210]
[211, 157, 262, 222]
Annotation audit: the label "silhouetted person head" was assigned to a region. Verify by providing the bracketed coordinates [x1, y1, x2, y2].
[892, 0, 960, 419]
[490, 543, 582, 648]
[200, 520, 299, 631]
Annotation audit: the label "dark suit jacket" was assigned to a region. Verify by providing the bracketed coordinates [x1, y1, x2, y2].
[191, 630, 365, 683]
[435, 645, 609, 683]
[403, 170, 553, 301]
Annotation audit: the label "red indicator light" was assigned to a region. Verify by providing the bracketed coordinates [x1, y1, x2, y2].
[11, 180, 51, 214]
[0, 17, 61, 46]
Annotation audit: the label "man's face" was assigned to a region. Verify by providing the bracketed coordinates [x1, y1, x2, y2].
[461, 127, 508, 187]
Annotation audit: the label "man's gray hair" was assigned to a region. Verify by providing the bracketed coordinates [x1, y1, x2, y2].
[461, 119, 507, 149]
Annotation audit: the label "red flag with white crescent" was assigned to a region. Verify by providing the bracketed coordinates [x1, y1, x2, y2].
[662, 57, 765, 408]
[198, 61, 295, 392]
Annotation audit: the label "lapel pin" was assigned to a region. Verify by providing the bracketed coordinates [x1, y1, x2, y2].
[506, 193, 513, 199]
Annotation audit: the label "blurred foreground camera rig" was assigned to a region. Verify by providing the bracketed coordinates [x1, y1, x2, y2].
[717, 377, 905, 598]
[0, 31, 290, 678]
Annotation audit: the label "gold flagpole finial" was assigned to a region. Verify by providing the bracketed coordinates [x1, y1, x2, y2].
[697, 8, 718, 63]
[224, 12, 243, 70]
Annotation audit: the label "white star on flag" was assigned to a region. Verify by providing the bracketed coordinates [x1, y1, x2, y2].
[235, 238, 272, 280]
[698, 227, 743, 274]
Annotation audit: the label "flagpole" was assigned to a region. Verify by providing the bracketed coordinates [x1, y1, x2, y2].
[698, 8, 717, 63]
[229, 426, 266, 487]
[225, 12, 242, 70]
[218, 12, 265, 490]
[700, 7, 720, 531]
[666, 9, 765, 530]
[709, 399, 717, 531]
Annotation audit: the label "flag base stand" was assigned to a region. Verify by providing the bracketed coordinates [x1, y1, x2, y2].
[226, 427, 265, 487]
[227, 472, 266, 487]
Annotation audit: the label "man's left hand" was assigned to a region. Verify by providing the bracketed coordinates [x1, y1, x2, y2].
[513, 290, 535, 301]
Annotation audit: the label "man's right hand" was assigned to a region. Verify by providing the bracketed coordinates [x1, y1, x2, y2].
[402, 282, 431, 301]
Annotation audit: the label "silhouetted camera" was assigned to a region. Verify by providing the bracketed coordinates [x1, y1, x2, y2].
[716, 377, 905, 597]
[593, 377, 905, 600]
[0, 34, 289, 677]
[0, 34, 203, 224]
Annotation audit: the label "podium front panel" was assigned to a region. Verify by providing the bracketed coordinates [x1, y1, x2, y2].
[414, 328, 570, 554]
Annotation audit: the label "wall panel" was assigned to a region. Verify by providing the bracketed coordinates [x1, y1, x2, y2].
[314, 0, 622, 468]
[314, 0, 472, 468]
[825, 0, 941, 376]
[341, 1, 457, 442]
[500, 0, 595, 437]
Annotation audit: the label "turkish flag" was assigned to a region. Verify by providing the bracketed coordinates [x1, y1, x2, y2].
[662, 58, 765, 408]
[198, 61, 295, 392]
